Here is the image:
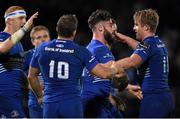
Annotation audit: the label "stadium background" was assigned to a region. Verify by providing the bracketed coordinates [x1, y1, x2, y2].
[0, 0, 180, 117]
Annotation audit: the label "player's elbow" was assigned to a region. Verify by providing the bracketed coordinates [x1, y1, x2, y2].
[130, 61, 138, 68]
[128, 55, 142, 68]
[0, 46, 8, 54]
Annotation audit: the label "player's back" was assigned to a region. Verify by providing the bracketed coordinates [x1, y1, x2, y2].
[34, 39, 91, 103]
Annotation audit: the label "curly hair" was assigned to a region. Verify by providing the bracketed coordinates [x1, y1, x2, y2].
[88, 9, 112, 31]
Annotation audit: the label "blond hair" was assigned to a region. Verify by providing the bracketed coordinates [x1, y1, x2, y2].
[30, 25, 49, 41]
[4, 6, 25, 17]
[133, 9, 159, 33]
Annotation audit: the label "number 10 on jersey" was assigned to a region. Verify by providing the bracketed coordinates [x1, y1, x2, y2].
[49, 60, 69, 79]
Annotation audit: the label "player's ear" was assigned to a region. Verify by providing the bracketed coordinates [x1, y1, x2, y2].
[144, 24, 150, 31]
[73, 30, 76, 37]
[31, 39, 36, 46]
[6, 18, 12, 25]
[98, 23, 103, 32]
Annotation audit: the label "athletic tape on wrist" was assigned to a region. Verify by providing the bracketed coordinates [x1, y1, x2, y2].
[10, 28, 25, 44]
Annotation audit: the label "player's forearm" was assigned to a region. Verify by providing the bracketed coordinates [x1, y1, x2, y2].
[100, 61, 118, 78]
[99, 65, 117, 79]
[124, 37, 139, 50]
[92, 63, 118, 79]
[115, 53, 143, 71]
[28, 76, 43, 99]
[0, 27, 26, 54]
[115, 57, 136, 70]
[115, 33, 139, 50]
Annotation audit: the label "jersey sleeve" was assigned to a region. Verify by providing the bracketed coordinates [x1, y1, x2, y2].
[30, 48, 40, 69]
[0, 38, 4, 42]
[133, 41, 151, 62]
[0, 32, 9, 42]
[81, 47, 99, 72]
[94, 46, 114, 63]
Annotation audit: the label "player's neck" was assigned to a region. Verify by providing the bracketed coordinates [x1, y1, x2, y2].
[93, 33, 107, 45]
[3, 26, 17, 35]
[142, 32, 155, 41]
[57, 36, 74, 41]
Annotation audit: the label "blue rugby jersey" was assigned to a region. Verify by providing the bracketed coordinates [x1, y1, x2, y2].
[24, 49, 35, 75]
[0, 32, 24, 96]
[82, 39, 115, 98]
[24, 49, 44, 106]
[30, 39, 98, 103]
[133, 36, 170, 92]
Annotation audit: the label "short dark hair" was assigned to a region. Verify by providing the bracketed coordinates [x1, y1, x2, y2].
[88, 9, 112, 31]
[57, 14, 78, 37]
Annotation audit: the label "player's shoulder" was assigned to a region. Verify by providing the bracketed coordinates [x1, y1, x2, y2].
[88, 39, 105, 48]
[137, 41, 150, 52]
[24, 49, 35, 61]
[144, 36, 160, 44]
[39, 39, 55, 48]
[87, 39, 107, 52]
[0, 32, 10, 36]
[141, 36, 159, 48]
[0, 32, 11, 41]
[25, 48, 34, 56]
[75, 43, 88, 52]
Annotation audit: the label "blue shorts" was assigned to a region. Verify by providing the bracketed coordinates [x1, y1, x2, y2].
[82, 96, 122, 118]
[29, 104, 43, 118]
[43, 98, 83, 118]
[0, 95, 25, 118]
[139, 91, 174, 117]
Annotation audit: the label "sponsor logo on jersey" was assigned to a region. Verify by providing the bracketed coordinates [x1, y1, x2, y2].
[56, 44, 64, 48]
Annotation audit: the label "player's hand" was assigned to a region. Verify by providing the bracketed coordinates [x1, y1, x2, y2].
[113, 63, 125, 78]
[37, 97, 43, 106]
[127, 84, 143, 100]
[115, 66, 126, 78]
[110, 61, 125, 78]
[24, 12, 39, 32]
